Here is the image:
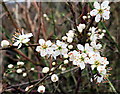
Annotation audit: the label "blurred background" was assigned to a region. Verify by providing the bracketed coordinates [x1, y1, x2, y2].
[1, 1, 120, 93]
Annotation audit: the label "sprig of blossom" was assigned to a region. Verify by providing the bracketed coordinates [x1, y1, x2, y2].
[90, 1, 110, 22]
[12, 30, 33, 49]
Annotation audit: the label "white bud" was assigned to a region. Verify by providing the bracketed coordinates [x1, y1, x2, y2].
[66, 33, 74, 38]
[43, 14, 47, 18]
[52, 62, 56, 66]
[87, 15, 91, 19]
[51, 74, 59, 82]
[42, 67, 49, 73]
[25, 85, 33, 91]
[87, 32, 91, 36]
[16, 69, 22, 74]
[31, 68, 35, 71]
[63, 54, 68, 58]
[51, 67, 55, 71]
[1, 40, 9, 48]
[64, 60, 69, 64]
[83, 16, 87, 20]
[67, 37, 73, 43]
[61, 67, 66, 71]
[98, 29, 101, 32]
[59, 65, 62, 69]
[23, 73, 27, 77]
[37, 85, 45, 93]
[17, 61, 24, 66]
[68, 45, 73, 49]
[102, 30, 106, 33]
[62, 36, 67, 41]
[68, 30, 74, 33]
[46, 17, 50, 21]
[8, 64, 14, 69]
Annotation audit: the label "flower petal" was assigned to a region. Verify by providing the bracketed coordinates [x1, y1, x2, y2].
[94, 1, 100, 9]
[13, 41, 20, 46]
[77, 44, 84, 51]
[102, 10, 110, 20]
[22, 39, 30, 43]
[46, 40, 52, 47]
[90, 9, 98, 16]
[18, 43, 22, 49]
[95, 14, 101, 22]
[39, 39, 45, 45]
[26, 33, 33, 38]
[101, 1, 109, 9]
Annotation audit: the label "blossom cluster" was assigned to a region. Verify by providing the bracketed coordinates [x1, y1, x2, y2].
[1, 1, 112, 93]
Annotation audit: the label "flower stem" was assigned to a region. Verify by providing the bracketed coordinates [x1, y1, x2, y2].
[106, 78, 118, 94]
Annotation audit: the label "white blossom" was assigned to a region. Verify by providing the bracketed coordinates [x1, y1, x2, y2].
[13, 31, 33, 49]
[36, 39, 53, 57]
[77, 23, 86, 33]
[52, 40, 68, 59]
[90, 1, 110, 22]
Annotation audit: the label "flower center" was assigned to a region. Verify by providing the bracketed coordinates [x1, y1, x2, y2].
[58, 46, 62, 50]
[42, 44, 48, 49]
[98, 9, 103, 14]
[95, 61, 100, 65]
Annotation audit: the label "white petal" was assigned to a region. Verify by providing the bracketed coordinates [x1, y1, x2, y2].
[101, 1, 109, 9]
[46, 40, 52, 47]
[26, 33, 33, 38]
[39, 39, 45, 45]
[18, 43, 22, 49]
[95, 14, 101, 22]
[77, 62, 85, 70]
[56, 40, 61, 46]
[77, 44, 84, 51]
[22, 39, 30, 43]
[91, 65, 96, 70]
[13, 41, 20, 46]
[61, 48, 68, 55]
[90, 9, 98, 16]
[40, 50, 47, 57]
[97, 76, 103, 83]
[102, 10, 110, 20]
[36, 46, 41, 52]
[94, 1, 100, 9]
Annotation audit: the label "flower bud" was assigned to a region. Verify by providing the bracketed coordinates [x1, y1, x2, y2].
[37, 85, 45, 93]
[51, 74, 59, 82]
[42, 67, 49, 73]
[64, 60, 69, 64]
[8, 64, 14, 69]
[62, 36, 67, 41]
[16, 69, 23, 73]
[1, 40, 9, 48]
[17, 61, 24, 66]
[68, 45, 73, 49]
